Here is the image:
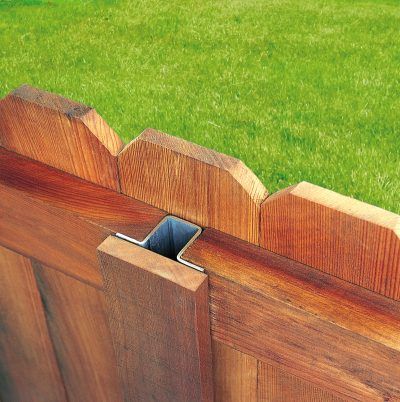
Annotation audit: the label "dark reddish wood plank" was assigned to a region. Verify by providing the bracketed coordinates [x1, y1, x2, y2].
[0, 85, 123, 190]
[0, 246, 66, 402]
[0, 147, 166, 240]
[97, 236, 214, 402]
[183, 229, 400, 401]
[34, 262, 123, 402]
[261, 181, 400, 300]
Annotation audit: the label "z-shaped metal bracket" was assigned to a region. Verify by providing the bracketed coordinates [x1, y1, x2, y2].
[115, 216, 204, 272]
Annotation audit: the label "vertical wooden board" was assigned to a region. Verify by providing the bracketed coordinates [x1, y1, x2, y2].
[261, 182, 400, 300]
[212, 341, 257, 402]
[33, 262, 123, 402]
[0, 85, 123, 190]
[0, 246, 66, 402]
[257, 362, 348, 402]
[118, 128, 268, 243]
[97, 236, 214, 402]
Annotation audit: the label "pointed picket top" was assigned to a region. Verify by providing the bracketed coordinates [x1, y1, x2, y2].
[118, 128, 268, 244]
[0, 85, 123, 190]
[261, 181, 400, 300]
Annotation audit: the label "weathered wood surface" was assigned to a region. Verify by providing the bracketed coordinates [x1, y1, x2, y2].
[261, 181, 400, 300]
[34, 262, 122, 402]
[212, 341, 258, 402]
[98, 236, 214, 402]
[0, 85, 123, 190]
[183, 229, 400, 401]
[118, 128, 268, 243]
[0, 246, 66, 402]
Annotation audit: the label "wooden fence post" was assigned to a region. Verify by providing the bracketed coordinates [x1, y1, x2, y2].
[97, 236, 214, 402]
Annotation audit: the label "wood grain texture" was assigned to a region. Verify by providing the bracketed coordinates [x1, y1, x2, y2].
[257, 362, 347, 402]
[0, 147, 166, 240]
[212, 341, 257, 402]
[183, 229, 400, 401]
[97, 236, 214, 402]
[34, 262, 123, 402]
[118, 128, 268, 243]
[0, 246, 66, 402]
[261, 181, 400, 300]
[0, 183, 109, 287]
[0, 85, 123, 190]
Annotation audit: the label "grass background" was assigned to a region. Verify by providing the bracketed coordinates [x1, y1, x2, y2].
[1, 0, 399, 213]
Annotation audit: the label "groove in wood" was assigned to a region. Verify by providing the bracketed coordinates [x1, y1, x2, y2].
[0, 246, 66, 402]
[34, 262, 123, 402]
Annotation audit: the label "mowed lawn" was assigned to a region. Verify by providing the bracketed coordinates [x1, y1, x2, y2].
[1, 0, 399, 213]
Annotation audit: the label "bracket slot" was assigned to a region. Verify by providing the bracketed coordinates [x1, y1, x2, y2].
[116, 216, 204, 272]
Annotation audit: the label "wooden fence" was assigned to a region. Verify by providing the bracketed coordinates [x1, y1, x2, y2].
[0, 85, 399, 402]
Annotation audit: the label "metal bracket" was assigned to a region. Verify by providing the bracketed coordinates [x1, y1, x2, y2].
[115, 216, 204, 272]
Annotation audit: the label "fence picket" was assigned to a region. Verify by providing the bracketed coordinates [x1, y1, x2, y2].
[0, 85, 123, 190]
[261, 181, 400, 300]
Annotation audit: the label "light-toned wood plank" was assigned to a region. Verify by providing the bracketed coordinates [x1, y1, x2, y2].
[212, 341, 257, 402]
[183, 229, 400, 401]
[0, 85, 123, 190]
[97, 235, 214, 402]
[33, 262, 123, 402]
[118, 128, 267, 243]
[261, 181, 400, 300]
[0, 246, 66, 402]
[257, 362, 347, 402]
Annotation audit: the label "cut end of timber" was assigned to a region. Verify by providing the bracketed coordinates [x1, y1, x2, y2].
[10, 84, 92, 118]
[97, 236, 207, 292]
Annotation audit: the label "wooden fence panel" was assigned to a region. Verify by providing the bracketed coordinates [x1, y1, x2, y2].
[1, 85, 400, 401]
[97, 236, 213, 402]
[0, 246, 66, 402]
[260, 181, 400, 300]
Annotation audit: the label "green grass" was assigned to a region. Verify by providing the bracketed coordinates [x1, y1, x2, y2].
[1, 0, 399, 213]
